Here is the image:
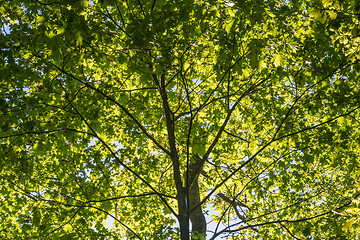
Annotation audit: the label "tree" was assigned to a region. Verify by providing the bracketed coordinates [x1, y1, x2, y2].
[1, 0, 360, 239]
[341, 185, 360, 234]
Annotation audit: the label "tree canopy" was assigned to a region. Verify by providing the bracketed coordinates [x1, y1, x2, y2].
[1, 0, 360, 239]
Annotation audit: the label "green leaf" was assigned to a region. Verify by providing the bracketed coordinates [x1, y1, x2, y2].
[100, 201, 112, 212]
[1, 1, 360, 239]
[274, 54, 282, 67]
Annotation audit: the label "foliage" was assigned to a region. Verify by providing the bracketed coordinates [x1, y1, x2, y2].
[1, 0, 360, 239]
[341, 182, 360, 235]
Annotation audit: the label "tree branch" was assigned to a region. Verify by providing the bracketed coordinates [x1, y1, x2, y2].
[0, 128, 95, 140]
[64, 90, 177, 217]
[189, 76, 268, 192]
[210, 195, 359, 239]
[50, 62, 170, 156]
[85, 192, 176, 203]
[217, 193, 258, 233]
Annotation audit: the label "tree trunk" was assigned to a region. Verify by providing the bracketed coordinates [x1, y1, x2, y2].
[185, 156, 206, 239]
[188, 175, 206, 239]
[177, 187, 190, 240]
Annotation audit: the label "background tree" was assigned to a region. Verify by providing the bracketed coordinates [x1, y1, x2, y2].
[1, 0, 360, 239]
